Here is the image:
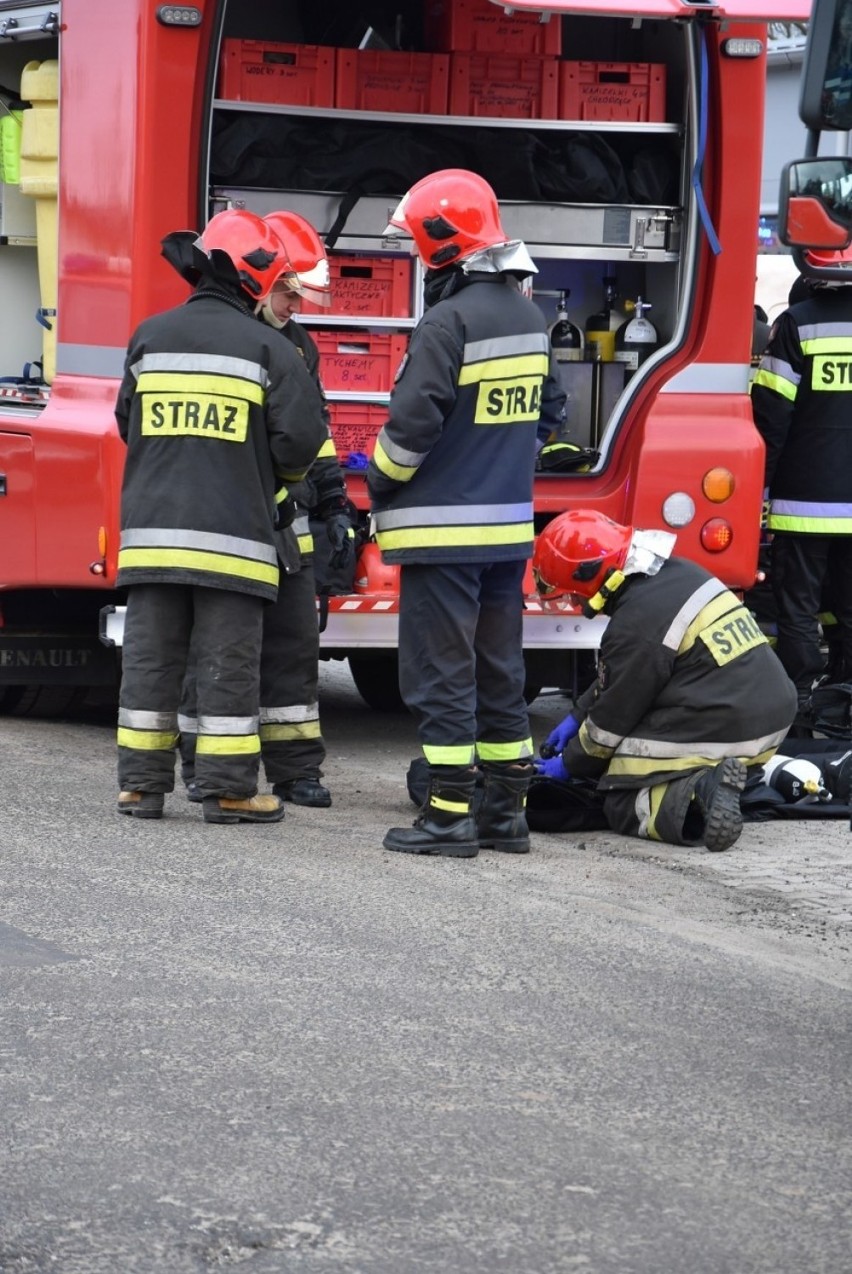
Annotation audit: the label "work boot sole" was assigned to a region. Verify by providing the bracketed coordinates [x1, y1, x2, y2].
[202, 797, 285, 825]
[703, 757, 747, 852]
[382, 832, 479, 858]
[478, 837, 530, 854]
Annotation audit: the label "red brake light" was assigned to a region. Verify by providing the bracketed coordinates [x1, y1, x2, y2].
[700, 518, 733, 552]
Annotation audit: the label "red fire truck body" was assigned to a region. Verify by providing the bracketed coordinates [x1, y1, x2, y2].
[0, 0, 811, 711]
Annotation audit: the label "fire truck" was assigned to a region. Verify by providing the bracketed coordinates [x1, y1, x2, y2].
[0, 0, 812, 715]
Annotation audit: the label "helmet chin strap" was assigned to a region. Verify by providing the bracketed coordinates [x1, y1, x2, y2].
[583, 569, 626, 618]
[257, 297, 286, 328]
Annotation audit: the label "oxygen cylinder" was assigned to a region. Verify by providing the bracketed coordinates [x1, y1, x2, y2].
[549, 290, 583, 362]
[615, 297, 658, 372]
[761, 755, 829, 804]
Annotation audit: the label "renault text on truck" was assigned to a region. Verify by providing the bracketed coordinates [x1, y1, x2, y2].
[0, 0, 815, 714]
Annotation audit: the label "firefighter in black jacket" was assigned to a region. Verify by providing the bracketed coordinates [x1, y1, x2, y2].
[115, 209, 327, 824]
[179, 211, 355, 808]
[751, 253, 852, 709]
[367, 169, 567, 858]
[532, 510, 798, 851]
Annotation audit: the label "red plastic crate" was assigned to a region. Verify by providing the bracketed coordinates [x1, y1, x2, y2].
[425, 0, 561, 55]
[449, 53, 559, 119]
[328, 400, 388, 464]
[301, 254, 414, 319]
[335, 50, 450, 114]
[559, 62, 667, 123]
[218, 40, 335, 105]
[314, 331, 409, 393]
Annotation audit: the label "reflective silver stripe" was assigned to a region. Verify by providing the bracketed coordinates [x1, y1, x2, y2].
[757, 355, 800, 385]
[292, 515, 310, 538]
[463, 333, 550, 363]
[177, 714, 198, 734]
[259, 703, 319, 724]
[660, 364, 750, 393]
[634, 787, 652, 840]
[197, 714, 259, 734]
[120, 527, 278, 566]
[131, 351, 270, 387]
[615, 729, 788, 759]
[56, 343, 126, 378]
[118, 708, 179, 730]
[661, 578, 728, 651]
[376, 501, 532, 530]
[585, 719, 623, 750]
[771, 499, 852, 518]
[374, 428, 428, 469]
[798, 321, 852, 340]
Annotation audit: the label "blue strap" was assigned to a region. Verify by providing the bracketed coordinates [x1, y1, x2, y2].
[691, 27, 722, 257]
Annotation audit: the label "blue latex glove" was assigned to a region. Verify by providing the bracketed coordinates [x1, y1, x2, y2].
[534, 754, 570, 781]
[540, 713, 580, 758]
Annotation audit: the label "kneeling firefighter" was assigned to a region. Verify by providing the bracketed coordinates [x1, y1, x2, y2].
[532, 511, 799, 850]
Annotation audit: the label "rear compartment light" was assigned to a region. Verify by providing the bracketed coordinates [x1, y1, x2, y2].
[722, 38, 763, 58]
[157, 6, 202, 25]
[700, 518, 733, 552]
[662, 492, 695, 527]
[702, 467, 735, 502]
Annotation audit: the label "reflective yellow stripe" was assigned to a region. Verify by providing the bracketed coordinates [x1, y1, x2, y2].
[645, 783, 667, 842]
[117, 727, 178, 751]
[458, 353, 550, 384]
[297, 534, 314, 554]
[606, 750, 774, 778]
[316, 438, 338, 459]
[259, 721, 322, 742]
[423, 744, 475, 766]
[118, 546, 278, 587]
[373, 438, 417, 483]
[430, 795, 471, 814]
[477, 738, 533, 762]
[751, 368, 797, 400]
[579, 719, 613, 760]
[679, 591, 741, 655]
[136, 371, 265, 402]
[196, 734, 261, 756]
[378, 522, 533, 550]
[800, 337, 852, 355]
[769, 514, 852, 533]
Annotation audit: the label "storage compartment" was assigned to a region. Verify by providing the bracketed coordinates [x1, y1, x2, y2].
[449, 53, 559, 119]
[335, 50, 450, 115]
[301, 254, 414, 319]
[313, 331, 409, 392]
[424, 0, 562, 56]
[218, 40, 335, 105]
[328, 401, 387, 466]
[559, 62, 667, 123]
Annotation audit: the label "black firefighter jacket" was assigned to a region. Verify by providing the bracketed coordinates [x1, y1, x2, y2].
[567, 557, 798, 791]
[751, 286, 852, 535]
[366, 273, 566, 564]
[115, 289, 327, 602]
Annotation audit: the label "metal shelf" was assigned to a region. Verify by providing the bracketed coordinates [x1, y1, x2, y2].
[213, 99, 681, 135]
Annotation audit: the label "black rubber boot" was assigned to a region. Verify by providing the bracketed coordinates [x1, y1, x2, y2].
[691, 758, 747, 852]
[274, 777, 332, 808]
[477, 762, 533, 853]
[383, 766, 479, 857]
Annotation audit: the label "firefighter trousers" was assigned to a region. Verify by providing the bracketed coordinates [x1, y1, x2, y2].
[180, 564, 325, 787]
[398, 560, 532, 767]
[118, 583, 264, 799]
[771, 532, 852, 694]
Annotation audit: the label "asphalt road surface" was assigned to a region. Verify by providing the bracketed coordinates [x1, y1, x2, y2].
[1, 662, 850, 1273]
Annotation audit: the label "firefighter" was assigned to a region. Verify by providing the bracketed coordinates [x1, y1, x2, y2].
[115, 209, 327, 824]
[531, 510, 798, 851]
[367, 168, 567, 858]
[180, 211, 355, 808]
[751, 250, 852, 714]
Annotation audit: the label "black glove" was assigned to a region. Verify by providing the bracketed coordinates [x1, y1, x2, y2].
[325, 512, 355, 569]
[274, 489, 297, 530]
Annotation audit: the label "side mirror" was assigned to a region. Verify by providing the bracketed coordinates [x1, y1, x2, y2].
[800, 0, 852, 131]
[778, 157, 852, 249]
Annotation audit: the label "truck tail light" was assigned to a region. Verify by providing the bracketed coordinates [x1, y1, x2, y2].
[700, 518, 733, 552]
[702, 467, 735, 502]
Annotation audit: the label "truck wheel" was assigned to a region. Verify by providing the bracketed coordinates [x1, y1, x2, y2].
[0, 685, 88, 718]
[348, 654, 408, 713]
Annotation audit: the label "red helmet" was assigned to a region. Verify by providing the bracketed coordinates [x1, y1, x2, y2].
[199, 209, 291, 301]
[263, 211, 332, 307]
[533, 510, 633, 600]
[386, 168, 509, 271]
